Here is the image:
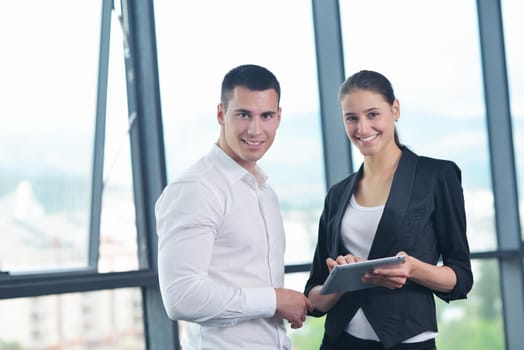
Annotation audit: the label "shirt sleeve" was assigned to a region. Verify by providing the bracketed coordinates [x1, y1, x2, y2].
[155, 180, 276, 327]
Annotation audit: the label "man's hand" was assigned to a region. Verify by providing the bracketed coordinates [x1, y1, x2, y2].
[274, 288, 313, 329]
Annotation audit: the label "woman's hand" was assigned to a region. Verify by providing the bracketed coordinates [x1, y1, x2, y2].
[307, 253, 365, 313]
[362, 251, 458, 292]
[326, 253, 364, 273]
[361, 252, 410, 289]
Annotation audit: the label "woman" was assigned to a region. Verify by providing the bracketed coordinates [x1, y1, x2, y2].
[304, 70, 473, 350]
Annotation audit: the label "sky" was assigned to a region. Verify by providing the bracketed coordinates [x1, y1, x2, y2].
[0, 3, 522, 348]
[1, 0, 522, 180]
[1, 0, 523, 254]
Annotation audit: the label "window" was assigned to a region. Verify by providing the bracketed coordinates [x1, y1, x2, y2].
[154, 0, 325, 346]
[0, 289, 144, 349]
[339, 0, 495, 252]
[501, 0, 524, 240]
[2, 1, 522, 349]
[339, 0, 503, 348]
[0, 1, 101, 273]
[0, 1, 157, 348]
[154, 0, 324, 275]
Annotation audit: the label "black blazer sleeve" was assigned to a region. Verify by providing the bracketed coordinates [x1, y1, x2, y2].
[432, 161, 473, 301]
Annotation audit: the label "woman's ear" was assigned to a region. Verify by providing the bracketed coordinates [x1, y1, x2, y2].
[393, 98, 400, 121]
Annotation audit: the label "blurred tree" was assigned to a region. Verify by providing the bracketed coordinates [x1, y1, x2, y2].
[289, 315, 325, 350]
[0, 340, 21, 350]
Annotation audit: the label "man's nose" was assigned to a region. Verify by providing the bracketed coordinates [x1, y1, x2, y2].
[248, 117, 261, 135]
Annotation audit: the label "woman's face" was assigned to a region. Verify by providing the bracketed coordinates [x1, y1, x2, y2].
[340, 88, 399, 157]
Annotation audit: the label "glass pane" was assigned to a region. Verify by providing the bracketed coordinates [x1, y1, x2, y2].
[0, 2, 101, 272]
[98, 6, 139, 273]
[436, 259, 504, 349]
[154, 0, 325, 266]
[339, 0, 496, 252]
[501, 0, 524, 240]
[0, 288, 145, 349]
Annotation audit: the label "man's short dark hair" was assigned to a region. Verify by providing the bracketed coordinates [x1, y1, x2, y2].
[220, 64, 281, 108]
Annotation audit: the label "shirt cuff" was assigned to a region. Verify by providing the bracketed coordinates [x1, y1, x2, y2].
[244, 287, 276, 318]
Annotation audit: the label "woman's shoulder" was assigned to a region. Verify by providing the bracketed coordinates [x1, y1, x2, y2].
[404, 146, 460, 173]
[324, 171, 360, 205]
[418, 155, 460, 174]
[405, 149, 462, 183]
[331, 168, 360, 190]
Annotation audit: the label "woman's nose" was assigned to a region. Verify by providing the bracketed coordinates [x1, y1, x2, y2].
[357, 118, 370, 132]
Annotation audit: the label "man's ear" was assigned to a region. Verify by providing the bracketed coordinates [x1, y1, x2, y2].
[217, 103, 225, 125]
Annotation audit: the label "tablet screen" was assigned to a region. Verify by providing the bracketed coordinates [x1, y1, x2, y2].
[320, 255, 406, 295]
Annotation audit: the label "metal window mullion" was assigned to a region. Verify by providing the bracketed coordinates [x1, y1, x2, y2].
[119, 2, 167, 272]
[311, 0, 352, 189]
[477, 1, 524, 349]
[88, 0, 114, 270]
[0, 270, 158, 299]
[119, 1, 177, 349]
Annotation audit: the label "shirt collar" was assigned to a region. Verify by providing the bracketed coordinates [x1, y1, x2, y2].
[209, 144, 268, 190]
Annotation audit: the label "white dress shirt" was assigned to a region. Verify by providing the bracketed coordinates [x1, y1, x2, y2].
[155, 144, 291, 350]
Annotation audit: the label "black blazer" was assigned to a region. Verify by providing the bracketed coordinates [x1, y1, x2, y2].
[305, 147, 473, 349]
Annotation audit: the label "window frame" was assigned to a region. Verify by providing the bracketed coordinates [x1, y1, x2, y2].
[1, 1, 523, 350]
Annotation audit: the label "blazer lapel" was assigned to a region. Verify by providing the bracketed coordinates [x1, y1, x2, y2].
[329, 166, 363, 257]
[368, 147, 418, 259]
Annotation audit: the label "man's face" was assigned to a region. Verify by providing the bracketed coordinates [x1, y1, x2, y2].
[217, 86, 281, 173]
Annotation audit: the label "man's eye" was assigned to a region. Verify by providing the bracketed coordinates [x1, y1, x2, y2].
[262, 113, 273, 119]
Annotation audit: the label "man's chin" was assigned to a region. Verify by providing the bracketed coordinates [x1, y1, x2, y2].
[242, 152, 265, 164]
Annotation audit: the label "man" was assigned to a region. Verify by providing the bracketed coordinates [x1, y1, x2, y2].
[155, 64, 312, 350]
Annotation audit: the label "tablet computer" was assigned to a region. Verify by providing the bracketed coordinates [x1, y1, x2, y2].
[320, 255, 406, 295]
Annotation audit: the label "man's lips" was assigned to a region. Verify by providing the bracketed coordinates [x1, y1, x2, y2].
[243, 139, 264, 146]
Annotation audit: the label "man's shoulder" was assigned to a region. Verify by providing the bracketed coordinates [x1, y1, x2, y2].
[156, 156, 227, 213]
[175, 155, 216, 182]
[162, 154, 231, 198]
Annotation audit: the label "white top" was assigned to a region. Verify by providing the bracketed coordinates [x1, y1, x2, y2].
[342, 195, 384, 340]
[155, 144, 290, 350]
[341, 195, 437, 343]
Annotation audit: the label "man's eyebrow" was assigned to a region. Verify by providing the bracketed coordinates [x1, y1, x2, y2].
[233, 108, 251, 114]
[233, 109, 278, 115]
